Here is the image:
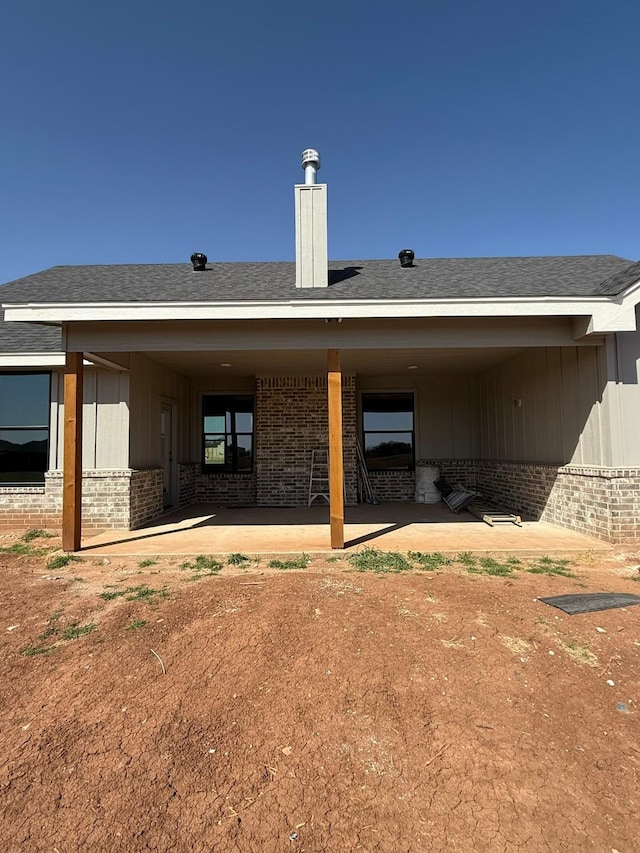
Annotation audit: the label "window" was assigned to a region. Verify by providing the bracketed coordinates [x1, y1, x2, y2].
[0, 372, 51, 485]
[362, 392, 414, 471]
[202, 394, 254, 473]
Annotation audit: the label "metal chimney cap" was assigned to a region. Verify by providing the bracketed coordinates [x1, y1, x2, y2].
[301, 148, 320, 170]
[398, 249, 415, 268]
[190, 252, 208, 271]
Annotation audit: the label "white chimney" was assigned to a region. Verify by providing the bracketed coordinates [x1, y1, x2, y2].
[295, 148, 328, 288]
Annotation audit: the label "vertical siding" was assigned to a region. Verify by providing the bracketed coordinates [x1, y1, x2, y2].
[606, 307, 640, 466]
[477, 345, 608, 465]
[94, 370, 129, 468]
[129, 354, 190, 468]
[49, 367, 130, 471]
[358, 374, 475, 459]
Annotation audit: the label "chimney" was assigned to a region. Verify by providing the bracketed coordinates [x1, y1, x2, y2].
[295, 148, 328, 288]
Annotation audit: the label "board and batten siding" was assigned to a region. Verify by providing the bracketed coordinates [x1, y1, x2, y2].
[49, 367, 129, 470]
[605, 305, 640, 467]
[476, 345, 610, 466]
[128, 353, 190, 469]
[357, 375, 477, 459]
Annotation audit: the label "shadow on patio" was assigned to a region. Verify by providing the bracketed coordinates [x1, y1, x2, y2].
[79, 502, 612, 556]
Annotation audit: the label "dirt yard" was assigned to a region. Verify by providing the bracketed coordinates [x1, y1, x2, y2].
[1, 533, 639, 852]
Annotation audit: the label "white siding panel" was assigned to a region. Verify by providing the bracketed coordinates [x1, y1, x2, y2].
[129, 354, 190, 468]
[607, 306, 640, 465]
[477, 345, 607, 465]
[95, 370, 129, 468]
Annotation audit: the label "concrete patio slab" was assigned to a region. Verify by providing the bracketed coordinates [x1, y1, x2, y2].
[79, 502, 611, 556]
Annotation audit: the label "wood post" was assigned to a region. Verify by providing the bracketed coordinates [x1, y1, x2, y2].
[62, 352, 83, 552]
[327, 348, 344, 549]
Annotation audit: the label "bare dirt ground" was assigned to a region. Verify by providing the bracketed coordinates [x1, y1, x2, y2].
[1, 532, 639, 853]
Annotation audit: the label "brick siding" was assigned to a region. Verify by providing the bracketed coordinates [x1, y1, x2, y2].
[178, 463, 197, 507]
[417, 459, 477, 491]
[255, 376, 357, 507]
[196, 471, 257, 505]
[474, 461, 640, 544]
[129, 469, 163, 529]
[368, 471, 416, 501]
[0, 468, 164, 531]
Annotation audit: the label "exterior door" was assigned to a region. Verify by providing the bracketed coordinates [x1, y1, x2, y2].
[160, 403, 173, 508]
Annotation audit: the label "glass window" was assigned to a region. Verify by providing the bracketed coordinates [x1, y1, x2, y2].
[0, 373, 51, 485]
[202, 394, 254, 473]
[362, 392, 414, 471]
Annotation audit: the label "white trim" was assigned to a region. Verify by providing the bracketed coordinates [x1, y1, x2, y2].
[3, 279, 640, 333]
[0, 353, 67, 367]
[84, 352, 129, 372]
[0, 353, 94, 367]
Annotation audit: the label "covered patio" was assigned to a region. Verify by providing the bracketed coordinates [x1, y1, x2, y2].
[52, 313, 611, 552]
[79, 502, 611, 557]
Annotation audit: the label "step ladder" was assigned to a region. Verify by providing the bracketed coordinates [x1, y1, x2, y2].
[356, 439, 377, 505]
[308, 448, 330, 506]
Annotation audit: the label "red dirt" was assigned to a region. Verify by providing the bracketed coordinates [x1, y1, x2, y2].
[1, 539, 639, 852]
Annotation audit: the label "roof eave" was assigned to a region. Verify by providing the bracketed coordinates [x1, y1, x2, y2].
[2, 292, 639, 335]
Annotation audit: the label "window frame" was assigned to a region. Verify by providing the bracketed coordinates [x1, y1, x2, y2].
[201, 393, 254, 474]
[361, 390, 416, 472]
[0, 371, 51, 487]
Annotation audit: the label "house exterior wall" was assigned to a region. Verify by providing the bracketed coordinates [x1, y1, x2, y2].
[476, 345, 608, 466]
[128, 353, 190, 469]
[0, 468, 162, 531]
[49, 367, 130, 470]
[473, 461, 640, 544]
[255, 375, 357, 506]
[605, 305, 640, 467]
[358, 374, 477, 460]
[470, 340, 640, 543]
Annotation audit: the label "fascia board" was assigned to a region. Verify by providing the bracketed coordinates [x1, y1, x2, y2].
[1, 295, 623, 324]
[619, 277, 640, 304]
[0, 353, 93, 367]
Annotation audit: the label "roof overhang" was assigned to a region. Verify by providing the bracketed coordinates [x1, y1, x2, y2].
[3, 279, 640, 336]
[0, 353, 125, 370]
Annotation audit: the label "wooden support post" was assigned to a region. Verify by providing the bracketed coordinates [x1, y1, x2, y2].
[327, 348, 344, 549]
[62, 352, 83, 552]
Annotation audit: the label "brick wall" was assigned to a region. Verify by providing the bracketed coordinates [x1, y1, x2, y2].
[196, 472, 257, 505]
[178, 461, 256, 507]
[474, 461, 640, 544]
[368, 471, 416, 501]
[255, 376, 357, 507]
[418, 459, 477, 491]
[129, 469, 163, 529]
[0, 469, 165, 531]
[608, 471, 640, 545]
[0, 483, 60, 530]
[178, 463, 197, 507]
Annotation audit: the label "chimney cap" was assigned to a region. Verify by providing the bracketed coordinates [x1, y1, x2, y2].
[398, 249, 415, 268]
[190, 252, 208, 271]
[301, 148, 320, 170]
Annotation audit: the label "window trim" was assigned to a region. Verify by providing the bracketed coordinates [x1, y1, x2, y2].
[360, 390, 416, 472]
[0, 371, 51, 487]
[201, 393, 254, 475]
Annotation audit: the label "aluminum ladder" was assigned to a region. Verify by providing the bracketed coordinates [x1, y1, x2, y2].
[308, 448, 330, 506]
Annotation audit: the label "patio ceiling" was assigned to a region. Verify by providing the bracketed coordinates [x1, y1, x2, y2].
[142, 347, 526, 378]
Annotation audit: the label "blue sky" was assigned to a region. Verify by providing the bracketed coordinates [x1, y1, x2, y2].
[1, 0, 639, 283]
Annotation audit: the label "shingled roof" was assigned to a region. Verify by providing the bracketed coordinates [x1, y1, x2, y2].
[1, 255, 637, 305]
[0, 308, 61, 353]
[2, 255, 638, 355]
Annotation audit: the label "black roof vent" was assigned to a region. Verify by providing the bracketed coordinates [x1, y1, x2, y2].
[398, 249, 415, 268]
[190, 252, 208, 271]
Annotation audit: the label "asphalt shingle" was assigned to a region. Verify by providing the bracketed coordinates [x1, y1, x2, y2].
[2, 255, 638, 355]
[0, 254, 636, 305]
[0, 308, 61, 353]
